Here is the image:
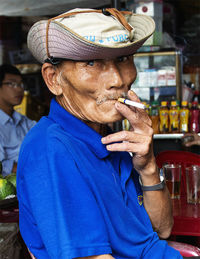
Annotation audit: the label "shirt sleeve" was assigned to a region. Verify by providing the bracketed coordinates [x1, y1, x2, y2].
[2, 160, 14, 176]
[0, 135, 4, 162]
[0, 136, 14, 176]
[17, 134, 112, 259]
[24, 116, 37, 130]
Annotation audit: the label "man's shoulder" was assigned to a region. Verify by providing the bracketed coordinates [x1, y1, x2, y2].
[21, 116, 73, 152]
[13, 111, 36, 125]
[18, 116, 78, 179]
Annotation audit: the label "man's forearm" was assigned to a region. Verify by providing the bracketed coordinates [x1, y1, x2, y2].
[143, 185, 173, 239]
[139, 162, 173, 239]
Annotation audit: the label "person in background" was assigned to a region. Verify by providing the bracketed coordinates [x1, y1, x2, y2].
[0, 64, 36, 176]
[17, 8, 184, 259]
[182, 133, 200, 147]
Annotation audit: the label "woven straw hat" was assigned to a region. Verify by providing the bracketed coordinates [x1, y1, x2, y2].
[27, 8, 155, 64]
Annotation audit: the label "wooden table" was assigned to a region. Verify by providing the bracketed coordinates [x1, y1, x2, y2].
[172, 196, 200, 236]
[1, 195, 200, 235]
[0, 197, 19, 223]
[0, 208, 19, 223]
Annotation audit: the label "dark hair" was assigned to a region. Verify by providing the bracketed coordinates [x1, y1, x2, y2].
[0, 64, 21, 87]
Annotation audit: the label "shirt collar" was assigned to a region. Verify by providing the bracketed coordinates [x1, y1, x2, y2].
[0, 109, 10, 124]
[12, 110, 23, 125]
[0, 109, 23, 125]
[48, 98, 110, 159]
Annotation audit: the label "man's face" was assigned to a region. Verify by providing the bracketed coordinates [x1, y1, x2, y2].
[56, 56, 137, 124]
[0, 73, 24, 108]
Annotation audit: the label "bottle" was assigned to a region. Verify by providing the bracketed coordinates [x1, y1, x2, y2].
[179, 101, 189, 133]
[192, 90, 200, 103]
[150, 101, 159, 134]
[189, 101, 200, 133]
[143, 102, 150, 115]
[14, 90, 29, 116]
[159, 101, 169, 133]
[176, 100, 180, 111]
[169, 101, 179, 133]
[122, 119, 130, 131]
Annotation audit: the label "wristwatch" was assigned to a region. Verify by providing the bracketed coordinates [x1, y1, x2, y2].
[139, 169, 165, 191]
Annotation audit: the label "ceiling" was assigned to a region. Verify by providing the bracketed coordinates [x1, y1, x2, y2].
[0, 0, 113, 16]
[1, 0, 199, 18]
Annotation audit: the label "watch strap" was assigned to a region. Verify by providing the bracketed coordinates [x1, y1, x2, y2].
[139, 169, 165, 191]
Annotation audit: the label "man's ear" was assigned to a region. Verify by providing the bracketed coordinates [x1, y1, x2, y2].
[41, 63, 63, 96]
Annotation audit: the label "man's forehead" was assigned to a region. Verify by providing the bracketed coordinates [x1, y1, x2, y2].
[47, 55, 133, 65]
[5, 73, 22, 79]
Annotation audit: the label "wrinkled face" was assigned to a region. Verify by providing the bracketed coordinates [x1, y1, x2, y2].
[56, 56, 137, 124]
[0, 73, 24, 108]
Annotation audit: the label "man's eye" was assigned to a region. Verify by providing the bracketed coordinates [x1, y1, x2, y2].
[87, 60, 95, 66]
[117, 56, 129, 62]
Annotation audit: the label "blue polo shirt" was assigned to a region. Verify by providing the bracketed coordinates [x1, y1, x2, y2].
[17, 98, 182, 259]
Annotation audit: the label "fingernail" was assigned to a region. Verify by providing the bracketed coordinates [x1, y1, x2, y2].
[106, 145, 112, 150]
[115, 102, 120, 108]
[129, 90, 134, 96]
[101, 137, 106, 143]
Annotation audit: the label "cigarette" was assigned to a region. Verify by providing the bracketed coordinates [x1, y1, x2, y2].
[118, 98, 145, 109]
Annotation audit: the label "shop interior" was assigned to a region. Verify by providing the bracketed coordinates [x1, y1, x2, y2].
[0, 0, 199, 130]
[0, 0, 200, 256]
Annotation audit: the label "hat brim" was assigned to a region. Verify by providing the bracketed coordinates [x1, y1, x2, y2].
[28, 13, 155, 63]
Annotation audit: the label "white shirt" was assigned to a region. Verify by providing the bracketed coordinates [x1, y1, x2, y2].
[0, 109, 36, 176]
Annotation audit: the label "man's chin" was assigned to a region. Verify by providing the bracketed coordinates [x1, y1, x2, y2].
[13, 102, 22, 108]
[105, 113, 123, 124]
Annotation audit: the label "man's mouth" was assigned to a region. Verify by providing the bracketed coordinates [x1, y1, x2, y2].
[96, 92, 127, 105]
[14, 95, 23, 101]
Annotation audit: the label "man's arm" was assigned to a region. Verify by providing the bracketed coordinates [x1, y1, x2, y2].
[182, 133, 200, 147]
[12, 162, 17, 173]
[139, 160, 173, 239]
[101, 90, 173, 239]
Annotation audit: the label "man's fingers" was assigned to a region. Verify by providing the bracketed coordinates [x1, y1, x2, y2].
[104, 141, 151, 156]
[115, 100, 152, 128]
[102, 131, 143, 143]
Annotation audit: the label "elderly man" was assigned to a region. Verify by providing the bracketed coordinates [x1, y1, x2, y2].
[17, 8, 183, 259]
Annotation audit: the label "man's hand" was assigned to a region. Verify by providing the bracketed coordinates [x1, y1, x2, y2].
[101, 90, 154, 177]
[101, 90, 173, 239]
[182, 133, 200, 147]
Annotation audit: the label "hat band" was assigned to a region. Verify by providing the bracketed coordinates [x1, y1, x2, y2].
[45, 8, 133, 59]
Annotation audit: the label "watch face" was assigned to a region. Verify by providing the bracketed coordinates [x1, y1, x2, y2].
[160, 168, 164, 177]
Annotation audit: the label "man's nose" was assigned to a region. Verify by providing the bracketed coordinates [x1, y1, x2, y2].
[15, 87, 24, 93]
[105, 61, 123, 89]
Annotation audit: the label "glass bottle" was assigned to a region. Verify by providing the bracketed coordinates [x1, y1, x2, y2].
[159, 101, 169, 133]
[180, 101, 189, 133]
[169, 101, 179, 133]
[189, 101, 200, 133]
[143, 102, 150, 115]
[192, 90, 200, 103]
[150, 101, 159, 134]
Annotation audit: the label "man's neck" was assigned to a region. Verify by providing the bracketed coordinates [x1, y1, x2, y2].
[85, 122, 108, 136]
[0, 104, 13, 117]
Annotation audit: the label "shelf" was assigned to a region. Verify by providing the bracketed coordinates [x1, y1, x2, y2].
[154, 133, 200, 139]
[134, 51, 181, 57]
[153, 134, 184, 139]
[133, 85, 176, 88]
[132, 50, 182, 102]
